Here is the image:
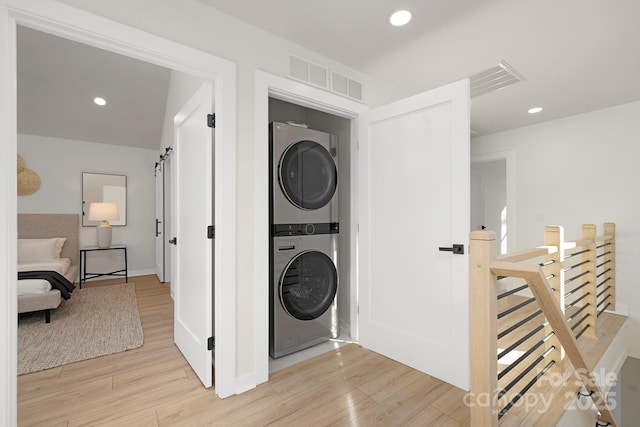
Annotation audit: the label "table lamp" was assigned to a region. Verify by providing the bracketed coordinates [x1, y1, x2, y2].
[88, 202, 119, 248]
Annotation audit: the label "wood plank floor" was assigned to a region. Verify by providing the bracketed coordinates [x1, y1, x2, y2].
[18, 275, 471, 426]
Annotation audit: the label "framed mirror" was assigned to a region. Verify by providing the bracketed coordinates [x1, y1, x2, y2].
[82, 172, 127, 226]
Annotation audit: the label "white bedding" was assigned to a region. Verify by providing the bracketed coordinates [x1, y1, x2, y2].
[17, 279, 52, 295]
[17, 258, 71, 276]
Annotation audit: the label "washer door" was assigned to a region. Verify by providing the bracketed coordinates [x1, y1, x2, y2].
[278, 140, 337, 210]
[279, 250, 338, 320]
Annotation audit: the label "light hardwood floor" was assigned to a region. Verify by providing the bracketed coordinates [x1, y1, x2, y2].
[18, 275, 471, 426]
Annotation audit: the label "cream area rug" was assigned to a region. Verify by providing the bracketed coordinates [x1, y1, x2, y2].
[18, 284, 144, 375]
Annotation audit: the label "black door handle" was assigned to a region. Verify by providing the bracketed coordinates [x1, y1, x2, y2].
[169, 237, 177, 245]
[439, 244, 464, 255]
[155, 219, 162, 237]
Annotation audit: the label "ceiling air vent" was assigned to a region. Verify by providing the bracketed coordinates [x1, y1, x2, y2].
[288, 55, 328, 89]
[470, 61, 526, 98]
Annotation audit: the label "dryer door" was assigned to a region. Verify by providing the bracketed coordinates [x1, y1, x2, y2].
[278, 140, 337, 210]
[279, 250, 337, 320]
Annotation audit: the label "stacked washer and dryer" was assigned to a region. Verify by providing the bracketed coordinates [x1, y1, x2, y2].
[269, 121, 340, 358]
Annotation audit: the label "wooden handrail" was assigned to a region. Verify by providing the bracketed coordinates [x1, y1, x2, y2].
[496, 246, 556, 263]
[566, 238, 593, 248]
[595, 233, 615, 243]
[490, 260, 617, 427]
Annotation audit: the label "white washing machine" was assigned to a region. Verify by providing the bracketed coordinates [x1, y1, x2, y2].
[270, 234, 339, 358]
[270, 121, 339, 227]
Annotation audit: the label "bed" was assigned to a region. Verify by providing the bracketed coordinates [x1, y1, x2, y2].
[17, 214, 79, 323]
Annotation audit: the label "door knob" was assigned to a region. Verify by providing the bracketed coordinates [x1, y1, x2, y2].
[439, 244, 464, 255]
[169, 237, 177, 245]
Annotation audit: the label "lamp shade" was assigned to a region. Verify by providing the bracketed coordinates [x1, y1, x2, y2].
[88, 202, 119, 222]
[88, 203, 119, 248]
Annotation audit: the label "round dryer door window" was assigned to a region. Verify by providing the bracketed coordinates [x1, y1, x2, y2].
[279, 140, 337, 210]
[279, 250, 338, 321]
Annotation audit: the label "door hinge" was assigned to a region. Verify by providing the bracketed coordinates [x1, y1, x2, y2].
[207, 225, 215, 239]
[207, 336, 215, 350]
[207, 113, 215, 128]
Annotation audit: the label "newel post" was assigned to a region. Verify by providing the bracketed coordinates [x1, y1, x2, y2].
[543, 225, 565, 373]
[581, 224, 598, 338]
[603, 223, 616, 311]
[469, 230, 498, 427]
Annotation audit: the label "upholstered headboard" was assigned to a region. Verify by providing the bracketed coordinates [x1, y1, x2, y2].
[17, 214, 80, 266]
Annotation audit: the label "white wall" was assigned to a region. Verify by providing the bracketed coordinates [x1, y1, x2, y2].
[472, 100, 640, 358]
[54, 0, 405, 381]
[18, 134, 158, 276]
[160, 70, 206, 152]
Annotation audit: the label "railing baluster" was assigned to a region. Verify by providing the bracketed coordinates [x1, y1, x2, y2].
[581, 224, 598, 338]
[603, 223, 616, 311]
[543, 226, 564, 373]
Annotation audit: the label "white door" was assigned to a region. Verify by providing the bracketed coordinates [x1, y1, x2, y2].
[155, 161, 165, 282]
[172, 82, 214, 388]
[163, 155, 173, 291]
[358, 79, 470, 390]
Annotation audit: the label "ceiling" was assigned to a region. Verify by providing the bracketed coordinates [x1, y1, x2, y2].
[17, 0, 640, 147]
[17, 26, 171, 150]
[200, 0, 640, 136]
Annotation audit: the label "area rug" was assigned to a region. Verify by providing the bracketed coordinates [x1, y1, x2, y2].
[18, 283, 144, 375]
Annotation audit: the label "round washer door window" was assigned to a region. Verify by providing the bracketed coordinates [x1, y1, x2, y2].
[278, 140, 337, 210]
[279, 250, 338, 320]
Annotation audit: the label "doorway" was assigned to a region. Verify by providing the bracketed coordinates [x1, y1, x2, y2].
[1, 2, 238, 413]
[471, 158, 507, 254]
[471, 151, 516, 256]
[267, 98, 355, 370]
[253, 71, 367, 384]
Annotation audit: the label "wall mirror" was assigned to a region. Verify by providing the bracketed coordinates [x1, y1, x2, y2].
[82, 172, 127, 226]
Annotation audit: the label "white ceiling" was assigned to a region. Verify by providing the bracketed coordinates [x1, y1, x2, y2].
[17, 26, 171, 150]
[201, 0, 640, 136]
[17, 0, 640, 147]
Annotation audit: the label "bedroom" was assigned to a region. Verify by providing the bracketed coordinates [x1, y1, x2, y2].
[15, 24, 210, 371]
[16, 25, 203, 283]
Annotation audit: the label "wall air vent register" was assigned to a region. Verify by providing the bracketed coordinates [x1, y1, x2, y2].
[288, 54, 364, 102]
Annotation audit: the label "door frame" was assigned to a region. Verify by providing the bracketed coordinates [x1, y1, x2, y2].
[471, 150, 517, 252]
[253, 71, 367, 386]
[0, 1, 238, 421]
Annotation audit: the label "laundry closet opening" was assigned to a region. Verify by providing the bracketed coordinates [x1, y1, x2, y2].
[268, 97, 356, 371]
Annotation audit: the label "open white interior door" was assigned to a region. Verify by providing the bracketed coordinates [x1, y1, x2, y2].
[358, 79, 470, 390]
[172, 82, 214, 388]
[155, 161, 165, 282]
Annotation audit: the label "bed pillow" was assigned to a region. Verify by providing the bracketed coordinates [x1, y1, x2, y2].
[17, 238, 67, 263]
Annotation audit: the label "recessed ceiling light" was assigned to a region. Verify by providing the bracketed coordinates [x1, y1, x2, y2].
[528, 107, 543, 114]
[389, 10, 412, 27]
[93, 97, 107, 106]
